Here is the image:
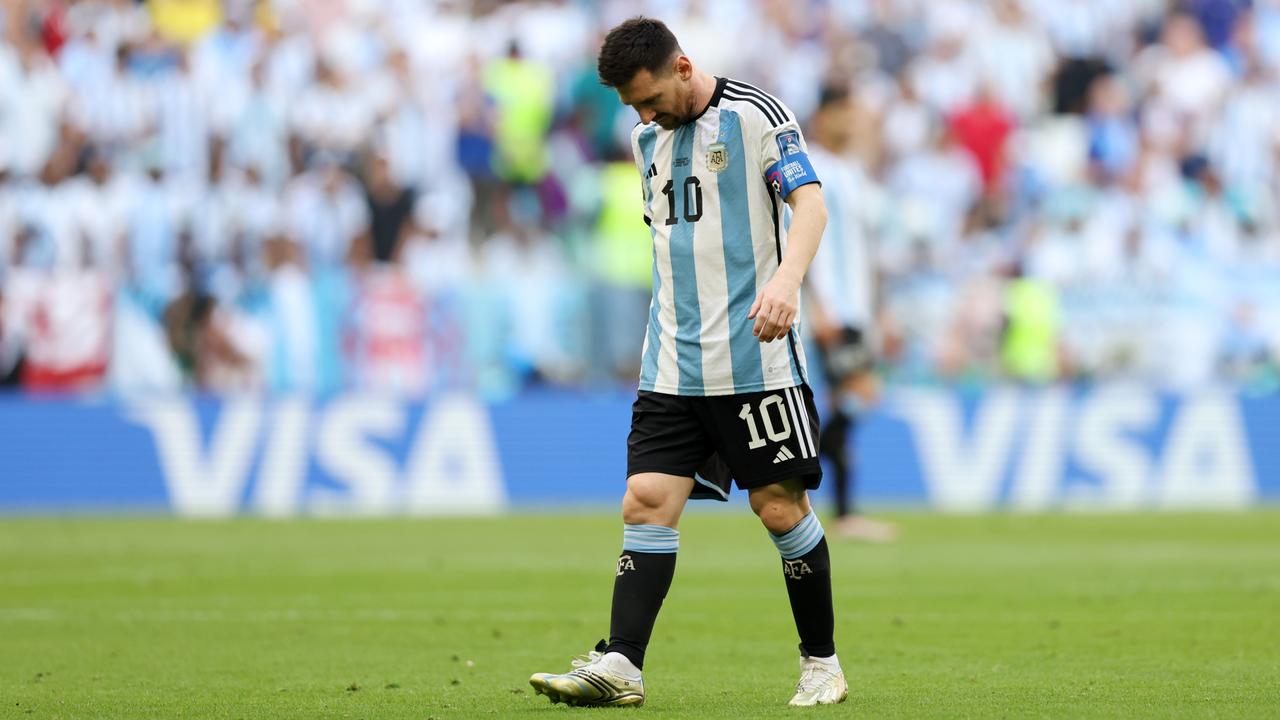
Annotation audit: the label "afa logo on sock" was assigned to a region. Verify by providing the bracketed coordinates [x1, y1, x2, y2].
[783, 559, 812, 580]
[617, 555, 636, 576]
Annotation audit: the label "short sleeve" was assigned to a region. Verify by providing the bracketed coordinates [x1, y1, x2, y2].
[630, 124, 654, 225]
[630, 124, 647, 176]
[759, 117, 821, 201]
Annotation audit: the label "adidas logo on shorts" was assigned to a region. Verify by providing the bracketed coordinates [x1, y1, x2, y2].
[773, 446, 795, 464]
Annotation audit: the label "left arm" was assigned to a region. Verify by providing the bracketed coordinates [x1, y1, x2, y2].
[749, 183, 827, 342]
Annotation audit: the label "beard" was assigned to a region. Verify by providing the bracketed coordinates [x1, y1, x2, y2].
[653, 110, 688, 129]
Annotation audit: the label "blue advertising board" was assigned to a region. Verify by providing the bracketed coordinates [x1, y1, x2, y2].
[1, 385, 1276, 515]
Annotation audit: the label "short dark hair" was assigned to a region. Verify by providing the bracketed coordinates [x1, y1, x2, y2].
[597, 16, 681, 88]
[816, 83, 852, 112]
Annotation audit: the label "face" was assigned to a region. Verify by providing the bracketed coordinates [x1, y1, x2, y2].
[616, 59, 693, 130]
[1163, 15, 1203, 55]
[813, 96, 854, 151]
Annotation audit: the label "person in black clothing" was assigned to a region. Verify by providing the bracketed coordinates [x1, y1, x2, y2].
[362, 153, 417, 264]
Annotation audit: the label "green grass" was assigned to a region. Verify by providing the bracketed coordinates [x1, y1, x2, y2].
[1, 511, 1278, 719]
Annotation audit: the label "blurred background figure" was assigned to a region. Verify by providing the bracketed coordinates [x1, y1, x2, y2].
[0, 0, 1274, 456]
[805, 83, 896, 542]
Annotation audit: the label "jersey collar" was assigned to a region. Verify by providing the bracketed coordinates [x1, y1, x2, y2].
[688, 76, 727, 124]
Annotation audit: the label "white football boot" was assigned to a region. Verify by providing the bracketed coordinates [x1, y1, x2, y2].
[788, 654, 849, 706]
[529, 641, 645, 707]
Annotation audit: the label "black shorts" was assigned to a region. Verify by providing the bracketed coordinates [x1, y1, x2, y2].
[626, 385, 823, 501]
[816, 326, 874, 387]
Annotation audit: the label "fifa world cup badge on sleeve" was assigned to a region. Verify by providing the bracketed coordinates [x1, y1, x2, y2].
[777, 130, 802, 157]
[707, 142, 727, 173]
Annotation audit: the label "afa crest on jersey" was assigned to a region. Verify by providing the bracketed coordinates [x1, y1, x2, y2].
[707, 142, 727, 173]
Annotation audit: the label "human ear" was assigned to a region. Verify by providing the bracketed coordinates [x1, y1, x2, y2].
[674, 55, 692, 80]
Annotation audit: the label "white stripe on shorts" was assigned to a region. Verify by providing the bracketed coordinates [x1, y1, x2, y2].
[789, 386, 817, 459]
[781, 387, 805, 458]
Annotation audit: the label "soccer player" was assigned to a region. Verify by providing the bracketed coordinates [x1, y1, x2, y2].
[529, 17, 846, 708]
[804, 84, 898, 543]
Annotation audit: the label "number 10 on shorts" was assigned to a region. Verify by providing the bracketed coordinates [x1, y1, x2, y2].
[738, 395, 792, 450]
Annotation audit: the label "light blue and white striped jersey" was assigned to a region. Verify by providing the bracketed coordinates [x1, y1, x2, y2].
[807, 145, 875, 329]
[630, 77, 821, 396]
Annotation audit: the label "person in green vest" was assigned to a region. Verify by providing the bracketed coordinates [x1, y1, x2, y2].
[591, 149, 654, 381]
[483, 42, 554, 185]
[1001, 265, 1062, 383]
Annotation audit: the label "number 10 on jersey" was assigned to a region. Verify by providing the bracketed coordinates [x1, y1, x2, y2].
[661, 176, 704, 225]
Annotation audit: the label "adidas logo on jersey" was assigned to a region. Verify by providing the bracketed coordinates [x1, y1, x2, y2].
[773, 446, 795, 464]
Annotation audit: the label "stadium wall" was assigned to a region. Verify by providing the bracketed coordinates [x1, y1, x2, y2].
[1, 385, 1276, 515]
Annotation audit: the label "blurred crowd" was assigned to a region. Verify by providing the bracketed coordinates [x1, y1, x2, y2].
[0, 0, 1277, 397]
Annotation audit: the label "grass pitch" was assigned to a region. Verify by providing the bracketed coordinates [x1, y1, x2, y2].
[1, 511, 1278, 719]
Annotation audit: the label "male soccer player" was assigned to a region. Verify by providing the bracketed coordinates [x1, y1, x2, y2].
[529, 17, 846, 708]
[804, 84, 898, 543]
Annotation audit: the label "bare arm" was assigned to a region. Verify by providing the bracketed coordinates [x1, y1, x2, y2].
[748, 183, 827, 342]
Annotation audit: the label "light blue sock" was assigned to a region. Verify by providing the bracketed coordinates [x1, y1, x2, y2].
[768, 511, 824, 560]
[622, 524, 679, 553]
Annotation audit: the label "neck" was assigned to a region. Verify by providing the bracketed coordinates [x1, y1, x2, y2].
[687, 70, 716, 117]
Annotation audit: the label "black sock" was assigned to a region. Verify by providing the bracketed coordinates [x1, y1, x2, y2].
[605, 524, 678, 670]
[771, 513, 835, 658]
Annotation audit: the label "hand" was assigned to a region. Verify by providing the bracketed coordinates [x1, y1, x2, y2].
[748, 274, 800, 343]
[810, 315, 841, 349]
